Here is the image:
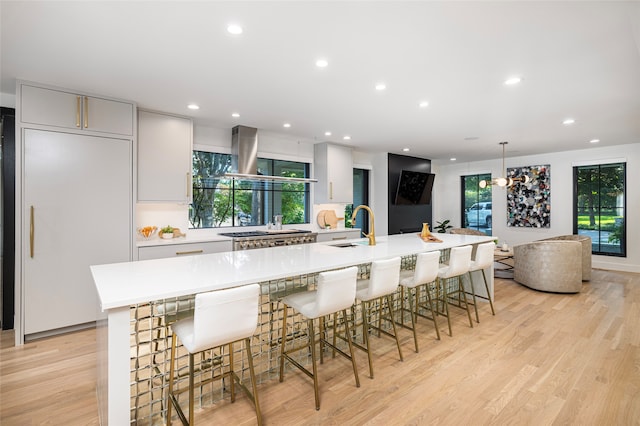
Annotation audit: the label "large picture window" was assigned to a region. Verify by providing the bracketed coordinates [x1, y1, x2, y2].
[461, 173, 492, 235]
[190, 150, 310, 228]
[574, 162, 626, 256]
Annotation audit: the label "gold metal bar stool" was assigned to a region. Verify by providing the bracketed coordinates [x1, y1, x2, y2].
[398, 251, 442, 352]
[279, 266, 360, 410]
[466, 241, 496, 322]
[438, 245, 474, 336]
[353, 257, 403, 379]
[167, 284, 262, 425]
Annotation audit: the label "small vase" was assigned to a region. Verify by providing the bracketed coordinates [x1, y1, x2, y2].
[421, 223, 431, 238]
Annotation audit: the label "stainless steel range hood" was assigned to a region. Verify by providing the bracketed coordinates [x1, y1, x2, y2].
[224, 125, 317, 183]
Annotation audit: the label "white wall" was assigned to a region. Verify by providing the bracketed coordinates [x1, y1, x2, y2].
[432, 143, 640, 273]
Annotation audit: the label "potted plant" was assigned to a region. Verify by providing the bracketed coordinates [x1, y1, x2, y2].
[434, 220, 453, 233]
[160, 225, 174, 239]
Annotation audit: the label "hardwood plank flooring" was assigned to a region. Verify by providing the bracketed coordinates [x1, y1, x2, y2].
[1, 269, 639, 425]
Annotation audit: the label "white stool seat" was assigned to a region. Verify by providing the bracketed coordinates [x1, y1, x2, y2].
[279, 266, 360, 410]
[353, 257, 403, 378]
[167, 284, 262, 426]
[437, 245, 474, 335]
[397, 251, 442, 351]
[466, 242, 496, 319]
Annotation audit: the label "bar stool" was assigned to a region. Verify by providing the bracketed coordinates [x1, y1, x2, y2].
[398, 251, 442, 352]
[466, 242, 496, 322]
[279, 266, 360, 410]
[167, 284, 262, 426]
[438, 245, 474, 336]
[354, 257, 403, 379]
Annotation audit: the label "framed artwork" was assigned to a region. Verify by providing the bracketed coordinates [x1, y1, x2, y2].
[506, 165, 550, 228]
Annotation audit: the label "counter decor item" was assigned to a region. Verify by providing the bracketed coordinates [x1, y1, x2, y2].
[137, 226, 157, 240]
[316, 209, 344, 229]
[418, 222, 442, 243]
[434, 219, 453, 233]
[158, 225, 186, 239]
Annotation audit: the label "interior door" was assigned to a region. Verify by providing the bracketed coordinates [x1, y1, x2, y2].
[23, 129, 131, 335]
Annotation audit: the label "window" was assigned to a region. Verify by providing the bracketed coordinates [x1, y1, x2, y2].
[347, 168, 370, 233]
[461, 173, 492, 235]
[574, 162, 626, 256]
[190, 150, 310, 228]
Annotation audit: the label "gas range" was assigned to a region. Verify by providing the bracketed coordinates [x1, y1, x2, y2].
[218, 229, 317, 250]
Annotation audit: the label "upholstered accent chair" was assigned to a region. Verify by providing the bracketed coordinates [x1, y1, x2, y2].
[539, 235, 592, 281]
[513, 240, 582, 293]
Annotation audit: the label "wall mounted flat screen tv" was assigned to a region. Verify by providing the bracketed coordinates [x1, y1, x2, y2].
[394, 170, 435, 205]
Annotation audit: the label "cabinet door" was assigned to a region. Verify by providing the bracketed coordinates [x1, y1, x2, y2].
[20, 84, 80, 130]
[316, 230, 361, 242]
[23, 129, 132, 335]
[314, 143, 353, 203]
[137, 110, 192, 202]
[83, 95, 134, 136]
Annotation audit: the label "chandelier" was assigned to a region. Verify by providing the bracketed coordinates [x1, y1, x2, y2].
[479, 142, 530, 188]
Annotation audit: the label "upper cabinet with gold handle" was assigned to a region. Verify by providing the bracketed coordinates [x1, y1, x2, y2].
[137, 110, 193, 203]
[313, 142, 354, 204]
[19, 82, 134, 136]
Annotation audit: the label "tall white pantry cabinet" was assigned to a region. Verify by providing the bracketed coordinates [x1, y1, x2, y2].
[16, 81, 135, 343]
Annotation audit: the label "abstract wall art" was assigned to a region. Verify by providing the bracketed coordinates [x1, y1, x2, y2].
[506, 164, 550, 228]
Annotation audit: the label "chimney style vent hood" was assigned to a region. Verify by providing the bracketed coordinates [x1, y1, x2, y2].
[224, 125, 317, 183]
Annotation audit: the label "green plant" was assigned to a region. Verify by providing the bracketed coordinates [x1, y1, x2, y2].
[434, 220, 453, 233]
[160, 225, 174, 234]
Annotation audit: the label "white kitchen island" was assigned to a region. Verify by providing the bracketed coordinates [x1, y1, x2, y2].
[91, 232, 493, 425]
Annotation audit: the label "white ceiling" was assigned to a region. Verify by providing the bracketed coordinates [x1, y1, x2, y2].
[2, 1, 640, 162]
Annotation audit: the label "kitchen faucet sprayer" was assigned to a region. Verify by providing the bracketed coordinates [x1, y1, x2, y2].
[351, 205, 375, 246]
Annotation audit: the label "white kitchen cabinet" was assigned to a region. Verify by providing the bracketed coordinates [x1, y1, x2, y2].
[22, 129, 132, 337]
[19, 82, 134, 136]
[314, 142, 353, 203]
[137, 110, 193, 203]
[138, 240, 232, 260]
[315, 229, 361, 242]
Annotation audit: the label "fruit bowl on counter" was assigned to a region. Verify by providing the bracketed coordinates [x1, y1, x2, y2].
[137, 226, 158, 240]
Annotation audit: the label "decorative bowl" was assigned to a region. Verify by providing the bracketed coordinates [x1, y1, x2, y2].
[137, 226, 157, 240]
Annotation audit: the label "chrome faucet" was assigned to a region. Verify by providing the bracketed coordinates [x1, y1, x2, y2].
[351, 205, 376, 246]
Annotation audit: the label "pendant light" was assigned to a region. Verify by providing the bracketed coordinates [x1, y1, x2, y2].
[479, 142, 530, 188]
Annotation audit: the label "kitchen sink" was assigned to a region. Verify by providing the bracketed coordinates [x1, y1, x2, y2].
[330, 242, 359, 248]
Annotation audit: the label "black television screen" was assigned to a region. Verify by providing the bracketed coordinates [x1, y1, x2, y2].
[394, 170, 435, 205]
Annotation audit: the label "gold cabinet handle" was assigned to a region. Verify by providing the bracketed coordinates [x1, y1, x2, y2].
[329, 181, 333, 200]
[76, 96, 81, 127]
[176, 250, 203, 256]
[331, 236, 347, 240]
[83, 96, 89, 128]
[30, 206, 34, 258]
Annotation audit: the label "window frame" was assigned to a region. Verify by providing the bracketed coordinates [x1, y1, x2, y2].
[461, 173, 492, 235]
[573, 162, 626, 257]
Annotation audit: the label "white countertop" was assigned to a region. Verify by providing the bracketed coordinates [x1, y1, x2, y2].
[93, 233, 492, 310]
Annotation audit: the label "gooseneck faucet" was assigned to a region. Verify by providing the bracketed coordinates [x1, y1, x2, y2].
[351, 205, 376, 246]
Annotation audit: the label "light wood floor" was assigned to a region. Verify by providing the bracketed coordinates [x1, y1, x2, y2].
[2, 269, 639, 425]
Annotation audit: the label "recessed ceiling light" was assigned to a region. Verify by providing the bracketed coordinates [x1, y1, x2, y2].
[504, 77, 522, 85]
[324, 131, 332, 136]
[231, 112, 240, 118]
[375, 83, 386, 91]
[450, 158, 457, 161]
[316, 59, 328, 68]
[419, 101, 429, 108]
[402, 148, 410, 152]
[563, 118, 576, 125]
[283, 123, 291, 128]
[590, 139, 600, 143]
[187, 104, 199, 110]
[227, 24, 243, 35]
[343, 135, 351, 140]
